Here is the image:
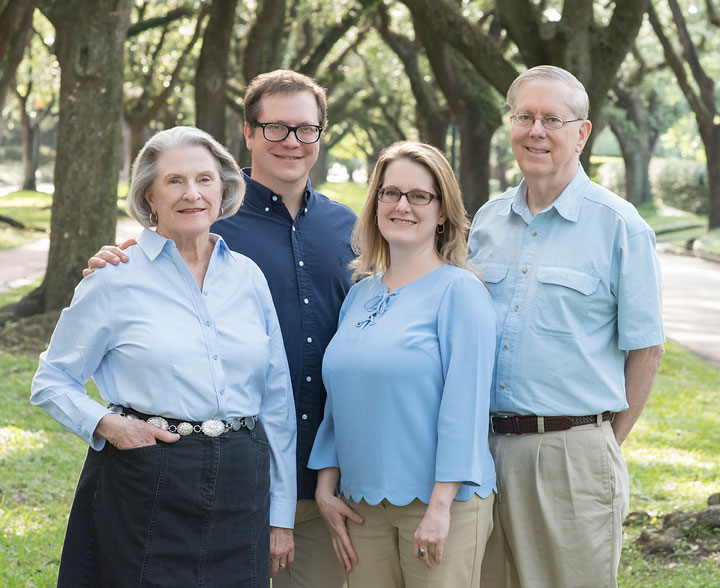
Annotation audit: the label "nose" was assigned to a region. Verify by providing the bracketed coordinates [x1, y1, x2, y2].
[281, 129, 301, 146]
[185, 181, 202, 199]
[394, 194, 412, 211]
[528, 117, 546, 136]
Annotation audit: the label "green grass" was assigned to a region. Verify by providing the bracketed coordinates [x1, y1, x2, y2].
[0, 280, 40, 309]
[317, 181, 368, 215]
[637, 203, 720, 257]
[0, 338, 718, 585]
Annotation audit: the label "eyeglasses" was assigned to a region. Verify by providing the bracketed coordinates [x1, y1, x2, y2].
[510, 113, 584, 130]
[377, 187, 439, 206]
[255, 122, 323, 144]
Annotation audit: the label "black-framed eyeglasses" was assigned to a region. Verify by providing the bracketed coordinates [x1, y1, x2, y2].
[255, 122, 323, 144]
[377, 187, 439, 206]
[510, 113, 584, 130]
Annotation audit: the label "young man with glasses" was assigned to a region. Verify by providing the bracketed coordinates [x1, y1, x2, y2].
[468, 65, 665, 588]
[85, 70, 356, 588]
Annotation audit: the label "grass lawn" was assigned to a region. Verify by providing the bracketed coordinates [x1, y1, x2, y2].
[317, 181, 368, 215]
[0, 338, 718, 585]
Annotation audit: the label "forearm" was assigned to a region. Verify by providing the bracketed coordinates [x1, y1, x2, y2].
[613, 344, 664, 445]
[316, 467, 341, 499]
[427, 481, 461, 511]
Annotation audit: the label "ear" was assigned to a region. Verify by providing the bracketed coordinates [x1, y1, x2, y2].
[244, 123, 255, 151]
[144, 189, 154, 208]
[576, 119, 592, 153]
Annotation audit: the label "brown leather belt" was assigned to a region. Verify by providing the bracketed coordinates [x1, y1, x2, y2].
[490, 411, 615, 435]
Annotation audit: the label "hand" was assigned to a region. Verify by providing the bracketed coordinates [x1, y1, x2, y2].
[270, 527, 294, 577]
[82, 239, 136, 277]
[94, 413, 180, 449]
[413, 503, 451, 569]
[316, 490, 364, 572]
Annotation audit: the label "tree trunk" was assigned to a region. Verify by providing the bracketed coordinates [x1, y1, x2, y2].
[195, 0, 237, 144]
[21, 0, 132, 316]
[127, 118, 148, 168]
[705, 124, 720, 230]
[459, 115, 493, 215]
[309, 144, 329, 188]
[611, 120, 654, 205]
[0, 0, 36, 111]
[21, 123, 37, 191]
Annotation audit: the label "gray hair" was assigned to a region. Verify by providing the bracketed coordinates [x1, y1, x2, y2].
[127, 126, 245, 227]
[506, 65, 590, 120]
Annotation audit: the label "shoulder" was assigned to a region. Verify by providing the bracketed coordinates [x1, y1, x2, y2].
[581, 181, 652, 237]
[471, 188, 515, 224]
[311, 190, 358, 222]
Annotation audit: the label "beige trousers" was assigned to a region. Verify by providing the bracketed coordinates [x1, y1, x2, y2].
[344, 494, 494, 588]
[273, 499, 347, 588]
[481, 420, 629, 588]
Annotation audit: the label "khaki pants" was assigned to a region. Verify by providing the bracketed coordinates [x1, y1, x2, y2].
[481, 421, 629, 588]
[273, 499, 347, 588]
[345, 494, 494, 588]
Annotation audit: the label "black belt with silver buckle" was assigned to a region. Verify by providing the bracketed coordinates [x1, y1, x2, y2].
[107, 404, 257, 437]
[490, 411, 615, 435]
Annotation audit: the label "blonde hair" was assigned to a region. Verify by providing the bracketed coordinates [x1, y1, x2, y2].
[352, 141, 472, 282]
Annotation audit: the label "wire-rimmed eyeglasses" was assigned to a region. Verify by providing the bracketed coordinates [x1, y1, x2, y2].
[510, 113, 584, 130]
[256, 122, 323, 144]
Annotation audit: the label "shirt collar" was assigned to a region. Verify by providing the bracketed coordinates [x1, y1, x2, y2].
[241, 167, 314, 211]
[505, 165, 589, 223]
[136, 228, 233, 262]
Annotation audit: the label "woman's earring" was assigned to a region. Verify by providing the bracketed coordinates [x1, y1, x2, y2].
[150, 210, 158, 225]
[436, 224, 446, 234]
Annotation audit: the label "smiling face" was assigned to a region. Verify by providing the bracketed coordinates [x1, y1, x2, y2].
[510, 79, 591, 193]
[244, 90, 321, 196]
[376, 158, 445, 255]
[145, 144, 223, 242]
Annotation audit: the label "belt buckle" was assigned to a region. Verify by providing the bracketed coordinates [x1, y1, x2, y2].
[491, 414, 518, 435]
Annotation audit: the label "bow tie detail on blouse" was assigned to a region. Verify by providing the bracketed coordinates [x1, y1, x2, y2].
[356, 290, 400, 329]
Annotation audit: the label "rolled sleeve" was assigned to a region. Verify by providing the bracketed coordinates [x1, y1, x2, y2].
[616, 229, 665, 350]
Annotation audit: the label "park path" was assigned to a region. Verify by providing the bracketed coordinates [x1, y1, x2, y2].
[1, 185, 719, 366]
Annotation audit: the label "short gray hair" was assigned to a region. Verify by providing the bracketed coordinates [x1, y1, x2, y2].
[127, 126, 245, 228]
[506, 65, 590, 120]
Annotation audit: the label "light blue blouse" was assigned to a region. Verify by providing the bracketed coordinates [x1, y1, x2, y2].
[31, 228, 297, 528]
[308, 264, 496, 505]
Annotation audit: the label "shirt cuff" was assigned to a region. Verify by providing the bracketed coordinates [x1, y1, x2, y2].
[269, 498, 297, 529]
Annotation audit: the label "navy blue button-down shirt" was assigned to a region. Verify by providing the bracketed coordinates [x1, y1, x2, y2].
[212, 169, 356, 499]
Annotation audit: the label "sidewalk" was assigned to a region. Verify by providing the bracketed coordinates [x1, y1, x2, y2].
[0, 218, 143, 292]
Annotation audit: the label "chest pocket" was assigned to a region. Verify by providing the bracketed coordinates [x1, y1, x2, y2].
[532, 265, 600, 337]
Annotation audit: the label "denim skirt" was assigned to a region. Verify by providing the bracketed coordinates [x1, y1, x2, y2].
[57, 422, 271, 588]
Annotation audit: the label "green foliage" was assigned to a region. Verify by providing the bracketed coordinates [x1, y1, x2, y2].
[317, 181, 368, 214]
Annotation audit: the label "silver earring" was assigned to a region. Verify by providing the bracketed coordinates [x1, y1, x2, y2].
[150, 211, 158, 225]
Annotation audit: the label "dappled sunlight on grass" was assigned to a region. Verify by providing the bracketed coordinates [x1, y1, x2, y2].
[627, 447, 717, 472]
[0, 426, 48, 459]
[0, 504, 48, 538]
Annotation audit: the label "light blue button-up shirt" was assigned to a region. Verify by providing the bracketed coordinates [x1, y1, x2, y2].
[468, 166, 664, 416]
[308, 264, 496, 505]
[31, 228, 297, 527]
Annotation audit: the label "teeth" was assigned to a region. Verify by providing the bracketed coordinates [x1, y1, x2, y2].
[527, 148, 548, 153]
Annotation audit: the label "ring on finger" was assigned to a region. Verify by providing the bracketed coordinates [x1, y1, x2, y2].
[418, 547, 427, 558]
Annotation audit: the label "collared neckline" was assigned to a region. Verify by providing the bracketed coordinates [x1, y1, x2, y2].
[241, 167, 314, 212]
[136, 228, 233, 262]
[507, 165, 589, 223]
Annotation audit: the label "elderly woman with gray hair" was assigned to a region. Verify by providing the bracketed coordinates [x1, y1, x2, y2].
[31, 126, 296, 587]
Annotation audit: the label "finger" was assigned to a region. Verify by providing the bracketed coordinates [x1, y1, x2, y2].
[118, 238, 137, 251]
[334, 522, 358, 565]
[434, 539, 445, 565]
[87, 256, 108, 270]
[287, 546, 295, 563]
[153, 428, 181, 443]
[82, 268, 95, 277]
[270, 557, 280, 577]
[340, 502, 365, 525]
[332, 536, 353, 571]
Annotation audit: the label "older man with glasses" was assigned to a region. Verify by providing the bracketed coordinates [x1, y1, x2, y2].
[85, 70, 356, 588]
[468, 65, 665, 588]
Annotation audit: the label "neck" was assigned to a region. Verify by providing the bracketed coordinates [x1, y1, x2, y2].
[383, 243, 444, 292]
[250, 168, 307, 219]
[158, 229, 214, 288]
[524, 162, 579, 216]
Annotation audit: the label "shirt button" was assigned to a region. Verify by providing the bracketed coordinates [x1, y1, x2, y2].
[213, 354, 219, 360]
[503, 343, 511, 350]
[292, 226, 296, 232]
[306, 376, 312, 382]
[304, 207, 308, 213]
[219, 388, 225, 395]
[298, 261, 304, 267]
[500, 382, 507, 389]
[521, 267, 528, 274]
[304, 298, 309, 304]
[531, 230, 538, 236]
[203, 290, 209, 296]
[513, 305, 519, 312]
[307, 337, 312, 343]
[205, 320, 211, 326]
[264, 207, 270, 212]
[301, 414, 308, 420]
[272, 195, 278, 201]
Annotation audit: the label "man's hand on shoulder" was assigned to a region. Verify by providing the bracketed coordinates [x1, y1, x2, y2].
[82, 238, 136, 278]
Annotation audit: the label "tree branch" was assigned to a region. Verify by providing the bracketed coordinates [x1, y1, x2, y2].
[127, 5, 195, 37]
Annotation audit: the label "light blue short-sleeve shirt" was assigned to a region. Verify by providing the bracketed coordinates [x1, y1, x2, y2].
[308, 264, 496, 505]
[468, 166, 664, 416]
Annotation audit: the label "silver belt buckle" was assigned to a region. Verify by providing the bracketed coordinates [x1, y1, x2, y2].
[201, 419, 227, 437]
[490, 414, 514, 435]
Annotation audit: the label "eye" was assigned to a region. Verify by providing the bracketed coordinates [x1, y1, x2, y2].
[408, 191, 431, 203]
[266, 123, 285, 132]
[517, 113, 533, 123]
[168, 177, 181, 184]
[383, 188, 401, 198]
[545, 116, 563, 125]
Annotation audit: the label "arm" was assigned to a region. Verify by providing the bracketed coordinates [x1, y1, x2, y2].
[269, 527, 294, 578]
[315, 467, 364, 572]
[413, 481, 461, 568]
[82, 238, 136, 277]
[613, 344, 664, 445]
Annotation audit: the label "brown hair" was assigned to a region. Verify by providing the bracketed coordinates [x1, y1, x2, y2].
[351, 141, 472, 282]
[243, 69, 327, 129]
